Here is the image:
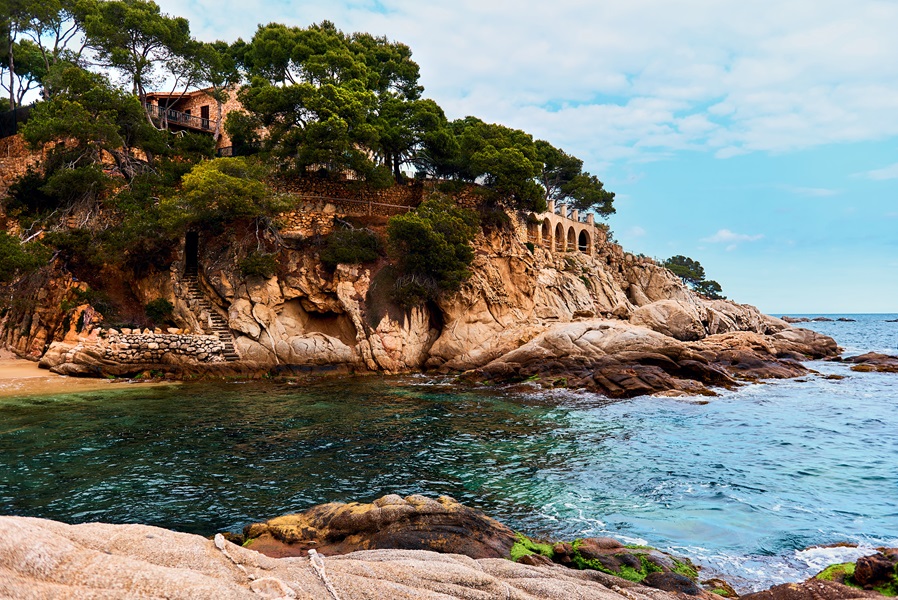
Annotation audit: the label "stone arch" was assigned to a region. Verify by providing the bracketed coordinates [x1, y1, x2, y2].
[527, 221, 540, 245]
[542, 219, 552, 249]
[566, 227, 576, 252]
[555, 223, 565, 252]
[578, 229, 591, 254]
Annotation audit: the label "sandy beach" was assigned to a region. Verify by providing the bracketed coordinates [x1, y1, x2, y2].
[0, 355, 164, 398]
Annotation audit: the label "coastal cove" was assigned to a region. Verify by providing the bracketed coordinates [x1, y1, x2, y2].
[1, 316, 896, 593]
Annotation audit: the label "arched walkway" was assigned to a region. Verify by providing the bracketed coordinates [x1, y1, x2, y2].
[526, 201, 598, 257]
[578, 230, 591, 253]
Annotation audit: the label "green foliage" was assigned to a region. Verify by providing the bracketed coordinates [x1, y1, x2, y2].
[162, 157, 287, 227]
[387, 194, 479, 305]
[662, 255, 726, 299]
[319, 227, 381, 269]
[82, 0, 192, 100]
[0, 231, 49, 283]
[144, 297, 174, 324]
[4, 168, 55, 217]
[239, 252, 278, 278]
[478, 205, 512, 231]
[224, 110, 263, 155]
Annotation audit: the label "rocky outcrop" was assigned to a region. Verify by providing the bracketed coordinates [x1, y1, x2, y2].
[465, 318, 838, 398]
[242, 494, 517, 559]
[0, 515, 695, 600]
[843, 353, 898, 373]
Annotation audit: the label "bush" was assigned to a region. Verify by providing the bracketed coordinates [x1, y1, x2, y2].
[479, 205, 511, 230]
[320, 228, 381, 269]
[144, 298, 174, 325]
[0, 232, 50, 283]
[239, 252, 278, 278]
[392, 274, 438, 309]
[386, 194, 479, 305]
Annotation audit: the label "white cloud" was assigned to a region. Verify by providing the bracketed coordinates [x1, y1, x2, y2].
[702, 229, 765, 244]
[627, 226, 647, 238]
[858, 162, 898, 181]
[157, 0, 898, 169]
[779, 185, 840, 197]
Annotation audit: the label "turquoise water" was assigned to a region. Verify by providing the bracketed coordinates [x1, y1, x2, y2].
[0, 314, 896, 591]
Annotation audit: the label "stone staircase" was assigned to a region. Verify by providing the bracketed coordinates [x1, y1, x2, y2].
[182, 268, 240, 362]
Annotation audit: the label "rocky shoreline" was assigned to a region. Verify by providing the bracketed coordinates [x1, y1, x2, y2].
[2, 495, 895, 600]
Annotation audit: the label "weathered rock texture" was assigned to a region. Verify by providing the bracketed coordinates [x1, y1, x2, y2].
[242, 494, 518, 560]
[0, 515, 694, 600]
[2, 196, 840, 394]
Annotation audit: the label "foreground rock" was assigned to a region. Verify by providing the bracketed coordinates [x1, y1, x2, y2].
[242, 494, 517, 559]
[741, 548, 898, 600]
[0, 515, 704, 600]
[465, 319, 838, 398]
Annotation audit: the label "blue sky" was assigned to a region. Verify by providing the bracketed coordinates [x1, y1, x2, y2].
[158, 0, 898, 313]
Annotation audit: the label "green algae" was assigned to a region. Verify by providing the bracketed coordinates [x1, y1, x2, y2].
[509, 533, 555, 562]
[569, 539, 664, 583]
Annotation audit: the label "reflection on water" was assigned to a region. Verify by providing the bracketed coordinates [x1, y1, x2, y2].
[1, 316, 896, 591]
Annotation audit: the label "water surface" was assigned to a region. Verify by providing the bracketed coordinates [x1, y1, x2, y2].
[1, 315, 896, 591]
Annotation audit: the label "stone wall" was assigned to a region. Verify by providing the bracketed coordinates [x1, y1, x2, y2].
[95, 330, 226, 364]
[273, 177, 425, 208]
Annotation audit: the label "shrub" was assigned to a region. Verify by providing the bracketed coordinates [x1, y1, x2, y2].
[392, 274, 438, 309]
[239, 252, 278, 278]
[320, 228, 381, 269]
[145, 298, 174, 325]
[0, 232, 50, 283]
[478, 205, 511, 230]
[386, 194, 479, 305]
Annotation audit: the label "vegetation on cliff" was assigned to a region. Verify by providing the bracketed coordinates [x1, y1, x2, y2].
[662, 255, 725, 299]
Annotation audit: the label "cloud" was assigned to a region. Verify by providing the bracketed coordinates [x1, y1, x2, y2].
[702, 229, 765, 244]
[779, 185, 840, 197]
[857, 162, 898, 180]
[627, 226, 647, 238]
[156, 0, 898, 169]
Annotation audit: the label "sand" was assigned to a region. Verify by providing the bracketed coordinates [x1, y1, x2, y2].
[0, 357, 169, 398]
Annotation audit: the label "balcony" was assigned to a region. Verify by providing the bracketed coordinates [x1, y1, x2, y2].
[144, 103, 216, 132]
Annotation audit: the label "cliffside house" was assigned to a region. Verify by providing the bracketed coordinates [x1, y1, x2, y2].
[143, 87, 240, 153]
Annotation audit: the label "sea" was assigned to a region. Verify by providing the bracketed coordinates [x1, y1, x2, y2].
[0, 313, 895, 592]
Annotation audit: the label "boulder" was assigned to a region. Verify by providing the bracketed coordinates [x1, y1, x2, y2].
[243, 494, 518, 559]
[630, 300, 706, 341]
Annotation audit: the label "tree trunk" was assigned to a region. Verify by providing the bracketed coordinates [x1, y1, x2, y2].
[7, 34, 15, 110]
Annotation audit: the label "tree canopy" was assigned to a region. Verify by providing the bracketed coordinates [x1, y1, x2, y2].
[662, 255, 725, 300]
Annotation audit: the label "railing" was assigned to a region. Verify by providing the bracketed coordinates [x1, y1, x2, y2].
[144, 103, 216, 132]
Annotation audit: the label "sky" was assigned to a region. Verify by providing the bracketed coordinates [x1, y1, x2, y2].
[157, 0, 898, 313]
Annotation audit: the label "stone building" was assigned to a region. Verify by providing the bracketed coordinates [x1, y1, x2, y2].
[143, 86, 244, 152]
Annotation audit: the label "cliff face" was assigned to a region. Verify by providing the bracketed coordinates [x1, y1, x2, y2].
[3, 207, 838, 392]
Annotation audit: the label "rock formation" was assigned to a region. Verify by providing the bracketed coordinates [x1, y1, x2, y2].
[4, 207, 841, 396]
[0, 514, 712, 600]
